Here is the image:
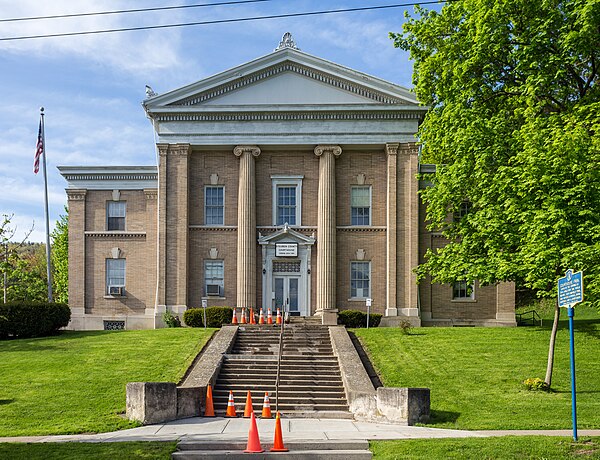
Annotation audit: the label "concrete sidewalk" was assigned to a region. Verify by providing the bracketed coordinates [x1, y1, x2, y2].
[1, 417, 599, 444]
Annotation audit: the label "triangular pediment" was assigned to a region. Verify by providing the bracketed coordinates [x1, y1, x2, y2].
[144, 48, 419, 110]
[259, 224, 316, 245]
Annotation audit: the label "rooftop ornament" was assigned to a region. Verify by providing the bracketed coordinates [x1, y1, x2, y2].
[275, 32, 299, 51]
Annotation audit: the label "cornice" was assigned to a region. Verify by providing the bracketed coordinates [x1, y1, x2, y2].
[153, 110, 424, 123]
[336, 226, 387, 233]
[84, 231, 147, 239]
[171, 62, 408, 107]
[189, 226, 238, 231]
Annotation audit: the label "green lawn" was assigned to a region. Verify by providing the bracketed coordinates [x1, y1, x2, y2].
[0, 329, 213, 437]
[370, 436, 600, 459]
[0, 441, 177, 460]
[355, 305, 600, 430]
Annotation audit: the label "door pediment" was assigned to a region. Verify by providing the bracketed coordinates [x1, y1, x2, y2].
[258, 224, 316, 246]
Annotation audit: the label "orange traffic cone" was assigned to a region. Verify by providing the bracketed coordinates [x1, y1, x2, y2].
[259, 308, 265, 325]
[244, 412, 264, 453]
[267, 308, 273, 324]
[261, 392, 272, 418]
[204, 384, 215, 417]
[270, 411, 288, 452]
[276, 308, 282, 325]
[231, 308, 238, 325]
[240, 307, 247, 324]
[250, 308, 257, 324]
[225, 390, 237, 417]
[244, 390, 254, 418]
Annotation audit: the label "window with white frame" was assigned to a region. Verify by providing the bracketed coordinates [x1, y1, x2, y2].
[351, 186, 371, 226]
[106, 258, 126, 296]
[453, 280, 475, 300]
[350, 261, 370, 299]
[272, 176, 302, 226]
[107, 201, 126, 231]
[205, 186, 224, 225]
[205, 260, 224, 297]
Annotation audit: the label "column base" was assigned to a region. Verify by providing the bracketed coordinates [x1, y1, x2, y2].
[315, 309, 339, 326]
[385, 307, 398, 317]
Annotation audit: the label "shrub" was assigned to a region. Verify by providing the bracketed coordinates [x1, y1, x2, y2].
[162, 310, 181, 328]
[338, 309, 382, 328]
[523, 377, 550, 392]
[0, 302, 71, 339]
[183, 306, 233, 328]
[397, 320, 413, 335]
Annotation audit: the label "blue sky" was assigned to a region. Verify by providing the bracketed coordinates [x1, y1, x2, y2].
[0, 0, 428, 242]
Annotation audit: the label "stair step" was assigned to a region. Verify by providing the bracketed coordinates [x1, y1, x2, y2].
[173, 449, 371, 459]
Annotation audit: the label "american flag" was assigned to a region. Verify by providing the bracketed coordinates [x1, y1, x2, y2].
[34, 120, 43, 174]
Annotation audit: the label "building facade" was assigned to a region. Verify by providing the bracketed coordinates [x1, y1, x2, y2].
[59, 35, 516, 330]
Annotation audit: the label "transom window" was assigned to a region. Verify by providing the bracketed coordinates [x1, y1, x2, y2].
[205, 260, 224, 297]
[271, 176, 303, 226]
[107, 201, 126, 231]
[350, 261, 370, 299]
[351, 186, 371, 226]
[205, 186, 224, 225]
[453, 280, 475, 300]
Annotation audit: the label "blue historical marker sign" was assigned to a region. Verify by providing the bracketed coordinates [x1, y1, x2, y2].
[558, 269, 583, 308]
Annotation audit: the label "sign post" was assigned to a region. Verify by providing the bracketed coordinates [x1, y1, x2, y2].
[557, 269, 583, 441]
[202, 299, 208, 330]
[366, 298, 372, 329]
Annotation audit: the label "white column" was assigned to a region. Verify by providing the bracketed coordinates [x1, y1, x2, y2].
[314, 145, 342, 325]
[234, 145, 261, 309]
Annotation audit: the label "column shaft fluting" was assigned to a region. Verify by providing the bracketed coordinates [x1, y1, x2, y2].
[234, 146, 260, 309]
[314, 145, 341, 312]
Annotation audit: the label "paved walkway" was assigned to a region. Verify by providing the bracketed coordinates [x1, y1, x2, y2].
[1, 417, 599, 443]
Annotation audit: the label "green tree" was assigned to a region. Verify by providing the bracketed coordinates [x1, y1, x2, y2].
[392, 0, 599, 385]
[51, 209, 68, 304]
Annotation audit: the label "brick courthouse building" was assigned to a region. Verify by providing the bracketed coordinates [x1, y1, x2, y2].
[59, 34, 516, 330]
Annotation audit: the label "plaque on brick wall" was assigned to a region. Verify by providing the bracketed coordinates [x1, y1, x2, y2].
[276, 243, 298, 257]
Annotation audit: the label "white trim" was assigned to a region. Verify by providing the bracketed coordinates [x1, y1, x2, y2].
[271, 176, 303, 227]
[204, 185, 225, 226]
[350, 185, 372, 226]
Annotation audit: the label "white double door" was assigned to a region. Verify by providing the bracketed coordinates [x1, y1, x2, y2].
[274, 275, 300, 315]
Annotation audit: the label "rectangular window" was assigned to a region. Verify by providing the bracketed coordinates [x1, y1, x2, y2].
[277, 186, 297, 226]
[106, 258, 126, 296]
[205, 186, 224, 225]
[351, 186, 371, 226]
[350, 261, 370, 299]
[272, 176, 303, 226]
[107, 201, 126, 231]
[453, 201, 471, 222]
[205, 260, 224, 296]
[453, 280, 474, 300]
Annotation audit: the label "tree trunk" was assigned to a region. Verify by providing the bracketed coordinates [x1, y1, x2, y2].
[544, 299, 560, 387]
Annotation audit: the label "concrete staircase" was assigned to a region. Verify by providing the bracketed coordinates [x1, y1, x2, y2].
[211, 323, 350, 417]
[172, 440, 372, 459]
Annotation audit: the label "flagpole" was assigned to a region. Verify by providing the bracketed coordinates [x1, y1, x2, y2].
[40, 107, 54, 302]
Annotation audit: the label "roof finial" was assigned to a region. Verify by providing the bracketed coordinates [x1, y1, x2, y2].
[275, 32, 299, 51]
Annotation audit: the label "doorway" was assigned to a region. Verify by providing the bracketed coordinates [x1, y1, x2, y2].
[274, 276, 300, 315]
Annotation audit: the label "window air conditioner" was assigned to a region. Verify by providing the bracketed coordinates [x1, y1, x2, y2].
[206, 284, 221, 296]
[109, 286, 124, 296]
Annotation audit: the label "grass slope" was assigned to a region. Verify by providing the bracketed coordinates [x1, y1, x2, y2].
[0, 441, 177, 460]
[370, 436, 600, 459]
[0, 329, 213, 437]
[355, 306, 600, 430]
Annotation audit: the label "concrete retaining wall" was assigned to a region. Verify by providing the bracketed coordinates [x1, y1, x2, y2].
[126, 326, 237, 424]
[329, 325, 430, 425]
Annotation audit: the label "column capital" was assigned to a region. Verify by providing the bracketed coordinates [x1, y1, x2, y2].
[385, 143, 399, 156]
[66, 189, 87, 201]
[314, 145, 342, 157]
[157, 143, 191, 157]
[234, 145, 261, 158]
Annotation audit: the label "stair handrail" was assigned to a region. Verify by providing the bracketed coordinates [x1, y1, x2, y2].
[274, 300, 287, 412]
